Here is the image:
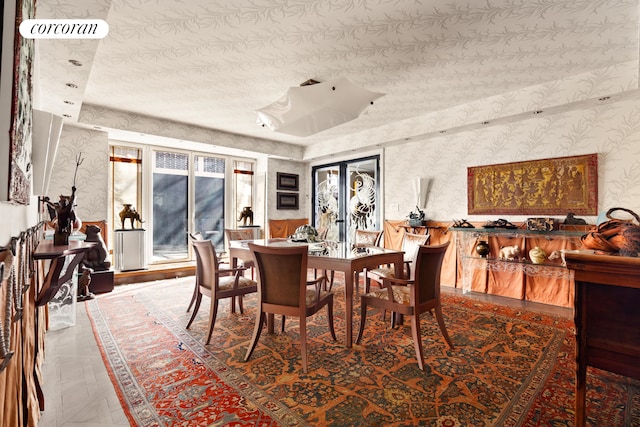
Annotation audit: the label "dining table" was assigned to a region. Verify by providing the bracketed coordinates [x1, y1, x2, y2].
[228, 238, 404, 347]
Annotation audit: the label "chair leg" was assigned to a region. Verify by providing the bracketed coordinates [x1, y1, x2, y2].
[435, 305, 454, 349]
[205, 299, 220, 345]
[281, 315, 285, 333]
[323, 270, 334, 291]
[410, 311, 425, 371]
[244, 311, 265, 362]
[187, 282, 198, 312]
[186, 292, 202, 329]
[300, 316, 308, 373]
[327, 298, 337, 341]
[230, 296, 237, 314]
[238, 295, 244, 314]
[355, 299, 369, 344]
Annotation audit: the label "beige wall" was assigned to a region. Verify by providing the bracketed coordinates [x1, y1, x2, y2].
[266, 158, 309, 221]
[47, 125, 110, 224]
[384, 95, 640, 224]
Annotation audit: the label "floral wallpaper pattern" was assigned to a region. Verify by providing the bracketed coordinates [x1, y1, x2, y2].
[384, 96, 640, 223]
[47, 126, 109, 223]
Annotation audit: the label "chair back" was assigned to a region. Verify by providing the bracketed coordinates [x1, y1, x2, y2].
[402, 232, 430, 263]
[191, 239, 221, 291]
[354, 229, 382, 247]
[189, 232, 204, 241]
[225, 229, 254, 242]
[413, 242, 450, 305]
[249, 243, 308, 307]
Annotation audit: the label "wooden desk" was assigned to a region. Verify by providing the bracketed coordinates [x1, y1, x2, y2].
[563, 252, 640, 427]
[229, 239, 403, 347]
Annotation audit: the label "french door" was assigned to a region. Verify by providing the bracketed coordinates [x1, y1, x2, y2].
[151, 151, 225, 262]
[312, 155, 380, 246]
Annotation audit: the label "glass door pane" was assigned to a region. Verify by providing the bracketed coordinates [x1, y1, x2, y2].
[347, 158, 379, 243]
[152, 151, 188, 262]
[194, 155, 225, 252]
[314, 165, 341, 242]
[313, 155, 380, 246]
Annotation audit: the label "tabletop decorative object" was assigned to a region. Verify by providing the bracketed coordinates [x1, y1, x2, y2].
[529, 246, 547, 264]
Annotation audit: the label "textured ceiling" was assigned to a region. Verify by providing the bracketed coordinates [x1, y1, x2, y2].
[34, 0, 639, 151]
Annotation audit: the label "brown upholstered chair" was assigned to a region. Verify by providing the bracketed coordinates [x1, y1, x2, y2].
[365, 232, 430, 292]
[188, 239, 257, 344]
[356, 242, 454, 371]
[244, 243, 336, 373]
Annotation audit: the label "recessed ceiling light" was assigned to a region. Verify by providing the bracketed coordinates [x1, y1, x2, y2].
[533, 110, 543, 114]
[64, 100, 74, 105]
[68, 59, 82, 66]
[481, 121, 490, 125]
[598, 96, 610, 101]
[65, 83, 78, 88]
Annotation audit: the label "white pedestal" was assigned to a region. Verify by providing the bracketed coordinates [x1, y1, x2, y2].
[114, 229, 147, 271]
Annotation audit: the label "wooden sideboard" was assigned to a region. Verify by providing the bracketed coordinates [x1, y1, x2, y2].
[563, 252, 640, 427]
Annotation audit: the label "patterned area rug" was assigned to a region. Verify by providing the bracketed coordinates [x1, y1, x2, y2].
[86, 277, 640, 426]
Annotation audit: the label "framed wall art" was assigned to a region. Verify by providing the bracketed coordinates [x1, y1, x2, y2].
[467, 153, 598, 215]
[276, 172, 299, 191]
[277, 192, 299, 210]
[3, 0, 36, 204]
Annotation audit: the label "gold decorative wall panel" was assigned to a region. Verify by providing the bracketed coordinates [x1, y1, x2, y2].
[468, 154, 598, 215]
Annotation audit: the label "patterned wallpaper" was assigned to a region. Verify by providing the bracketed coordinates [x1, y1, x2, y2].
[47, 125, 109, 223]
[384, 96, 640, 224]
[267, 158, 309, 221]
[34, 0, 639, 149]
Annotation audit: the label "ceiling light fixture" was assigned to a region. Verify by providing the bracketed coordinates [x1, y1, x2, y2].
[65, 83, 78, 88]
[68, 59, 82, 66]
[255, 77, 384, 137]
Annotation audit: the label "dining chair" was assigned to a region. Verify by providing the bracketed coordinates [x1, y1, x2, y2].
[364, 232, 430, 292]
[225, 228, 256, 279]
[352, 229, 383, 292]
[186, 232, 205, 313]
[188, 239, 257, 344]
[356, 242, 454, 371]
[244, 243, 336, 373]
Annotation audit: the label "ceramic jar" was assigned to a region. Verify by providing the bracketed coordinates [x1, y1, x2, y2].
[476, 240, 490, 257]
[529, 246, 547, 264]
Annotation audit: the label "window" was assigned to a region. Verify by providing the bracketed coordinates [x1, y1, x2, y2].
[233, 161, 254, 227]
[110, 146, 142, 233]
[194, 155, 225, 251]
[152, 151, 189, 261]
[110, 143, 254, 264]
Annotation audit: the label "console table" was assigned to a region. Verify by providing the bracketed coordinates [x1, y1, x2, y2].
[563, 252, 640, 427]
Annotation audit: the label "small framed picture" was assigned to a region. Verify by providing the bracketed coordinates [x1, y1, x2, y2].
[277, 172, 299, 191]
[277, 192, 299, 210]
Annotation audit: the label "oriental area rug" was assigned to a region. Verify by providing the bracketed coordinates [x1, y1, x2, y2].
[85, 277, 639, 426]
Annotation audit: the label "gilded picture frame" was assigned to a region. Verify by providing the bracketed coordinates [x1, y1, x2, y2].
[467, 154, 598, 215]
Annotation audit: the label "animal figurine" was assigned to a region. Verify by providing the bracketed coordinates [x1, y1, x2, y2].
[119, 204, 144, 229]
[81, 224, 111, 271]
[499, 245, 520, 260]
[77, 267, 95, 301]
[238, 206, 253, 226]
